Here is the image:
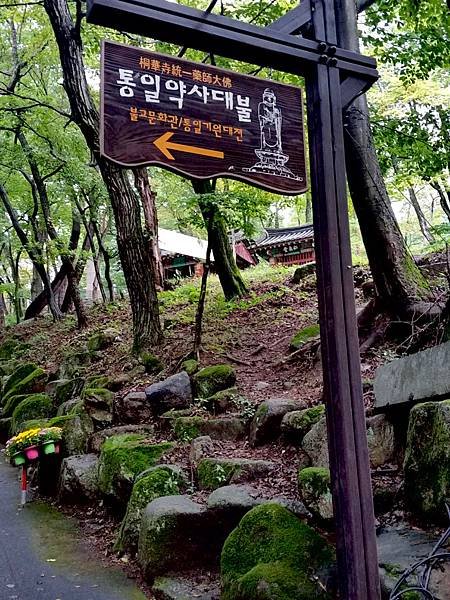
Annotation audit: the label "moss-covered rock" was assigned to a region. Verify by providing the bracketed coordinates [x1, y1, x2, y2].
[290, 324, 320, 351]
[173, 415, 247, 443]
[192, 364, 236, 398]
[62, 409, 94, 456]
[17, 414, 75, 434]
[58, 350, 91, 379]
[197, 457, 274, 491]
[182, 359, 199, 376]
[200, 387, 244, 414]
[115, 465, 186, 552]
[139, 352, 163, 374]
[2, 393, 28, 418]
[2, 363, 46, 405]
[404, 400, 450, 520]
[87, 328, 119, 353]
[281, 405, 325, 443]
[11, 394, 54, 433]
[138, 495, 215, 582]
[221, 503, 333, 600]
[47, 378, 84, 405]
[97, 434, 173, 504]
[298, 467, 333, 521]
[83, 387, 114, 429]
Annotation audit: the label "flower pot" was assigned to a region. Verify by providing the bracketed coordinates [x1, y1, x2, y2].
[24, 446, 39, 461]
[42, 442, 56, 455]
[54, 442, 60, 454]
[12, 452, 26, 466]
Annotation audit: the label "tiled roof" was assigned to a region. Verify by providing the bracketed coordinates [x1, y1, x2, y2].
[253, 225, 314, 249]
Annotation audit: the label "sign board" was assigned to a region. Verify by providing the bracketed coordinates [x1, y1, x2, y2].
[101, 40, 307, 195]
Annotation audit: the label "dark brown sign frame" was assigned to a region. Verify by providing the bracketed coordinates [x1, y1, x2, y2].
[88, 1, 382, 598]
[100, 40, 308, 195]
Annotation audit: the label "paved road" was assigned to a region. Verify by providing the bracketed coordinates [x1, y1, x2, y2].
[0, 456, 147, 600]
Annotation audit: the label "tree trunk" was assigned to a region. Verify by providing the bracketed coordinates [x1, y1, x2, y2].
[408, 187, 434, 243]
[43, 0, 162, 350]
[30, 265, 43, 301]
[305, 194, 313, 223]
[192, 180, 247, 300]
[334, 0, 429, 315]
[0, 183, 62, 320]
[431, 181, 450, 223]
[133, 168, 164, 289]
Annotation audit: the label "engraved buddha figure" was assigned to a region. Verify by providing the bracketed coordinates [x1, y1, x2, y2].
[258, 88, 283, 155]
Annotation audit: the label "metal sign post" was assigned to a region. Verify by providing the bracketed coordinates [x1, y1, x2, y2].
[87, 0, 381, 597]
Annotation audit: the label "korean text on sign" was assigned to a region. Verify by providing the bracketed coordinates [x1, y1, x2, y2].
[116, 69, 253, 123]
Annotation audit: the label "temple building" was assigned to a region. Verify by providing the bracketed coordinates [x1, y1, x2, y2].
[252, 225, 315, 267]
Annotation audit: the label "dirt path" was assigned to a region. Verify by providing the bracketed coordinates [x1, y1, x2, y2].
[0, 457, 147, 600]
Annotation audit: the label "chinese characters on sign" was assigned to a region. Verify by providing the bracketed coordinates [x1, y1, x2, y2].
[101, 41, 307, 195]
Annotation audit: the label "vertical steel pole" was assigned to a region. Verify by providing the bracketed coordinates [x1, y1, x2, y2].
[305, 0, 381, 597]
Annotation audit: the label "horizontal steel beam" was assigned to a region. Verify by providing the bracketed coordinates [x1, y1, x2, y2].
[86, 0, 378, 80]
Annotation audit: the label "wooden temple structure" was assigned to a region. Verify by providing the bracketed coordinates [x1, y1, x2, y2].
[252, 224, 315, 266]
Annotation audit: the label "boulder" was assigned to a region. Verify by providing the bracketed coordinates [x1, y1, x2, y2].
[281, 405, 325, 444]
[374, 341, 450, 409]
[116, 465, 187, 553]
[377, 526, 450, 598]
[87, 328, 120, 353]
[90, 424, 155, 453]
[404, 400, 450, 519]
[83, 387, 114, 429]
[192, 364, 236, 399]
[200, 387, 244, 414]
[97, 433, 173, 504]
[298, 467, 333, 521]
[145, 372, 192, 416]
[173, 415, 247, 442]
[290, 324, 320, 351]
[62, 410, 95, 456]
[11, 394, 54, 434]
[249, 398, 300, 446]
[138, 495, 218, 582]
[58, 350, 91, 379]
[302, 417, 328, 468]
[57, 397, 83, 416]
[2, 363, 46, 405]
[139, 352, 163, 375]
[303, 415, 396, 469]
[220, 503, 334, 600]
[58, 454, 99, 503]
[46, 378, 84, 405]
[292, 262, 316, 283]
[114, 391, 150, 424]
[366, 414, 395, 468]
[152, 576, 220, 600]
[159, 408, 193, 431]
[181, 359, 199, 376]
[197, 457, 274, 490]
[190, 435, 215, 465]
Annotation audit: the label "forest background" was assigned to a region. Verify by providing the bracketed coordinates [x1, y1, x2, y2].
[0, 0, 449, 350]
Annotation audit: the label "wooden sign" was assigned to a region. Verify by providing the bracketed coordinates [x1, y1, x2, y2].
[101, 40, 307, 195]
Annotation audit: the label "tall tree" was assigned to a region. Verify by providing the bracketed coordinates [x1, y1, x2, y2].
[42, 0, 162, 349]
[192, 180, 247, 300]
[334, 0, 430, 315]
